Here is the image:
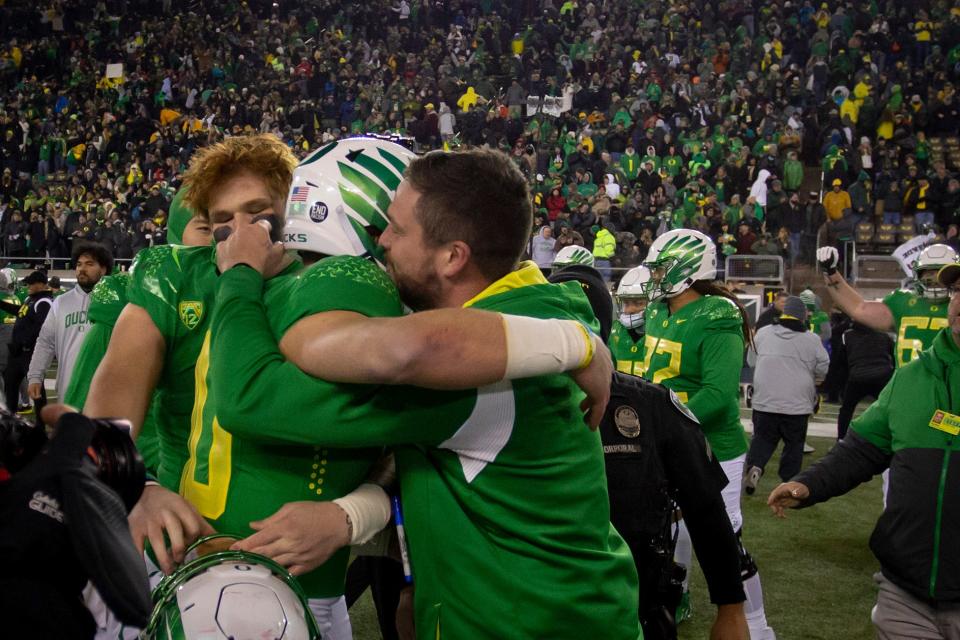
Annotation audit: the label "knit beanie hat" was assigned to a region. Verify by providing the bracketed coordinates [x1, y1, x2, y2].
[781, 296, 808, 322]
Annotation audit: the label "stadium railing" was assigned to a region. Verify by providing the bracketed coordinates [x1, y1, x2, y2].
[852, 254, 905, 286]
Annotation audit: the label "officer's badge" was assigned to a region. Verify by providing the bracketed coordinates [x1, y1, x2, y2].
[178, 301, 203, 330]
[614, 405, 641, 438]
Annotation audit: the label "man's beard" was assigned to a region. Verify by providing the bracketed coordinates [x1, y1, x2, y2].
[77, 275, 99, 293]
[389, 262, 442, 311]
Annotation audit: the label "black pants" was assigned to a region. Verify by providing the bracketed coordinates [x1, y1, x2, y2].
[837, 378, 890, 440]
[345, 556, 406, 640]
[746, 410, 809, 482]
[3, 348, 30, 412]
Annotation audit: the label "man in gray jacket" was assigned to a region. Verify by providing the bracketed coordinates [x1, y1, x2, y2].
[743, 296, 829, 494]
[27, 242, 111, 405]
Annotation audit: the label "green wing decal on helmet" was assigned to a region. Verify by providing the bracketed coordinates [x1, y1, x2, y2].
[554, 245, 595, 267]
[377, 146, 409, 174]
[300, 141, 338, 167]
[648, 233, 707, 288]
[284, 137, 415, 259]
[569, 248, 592, 264]
[338, 160, 394, 218]
[355, 152, 402, 191]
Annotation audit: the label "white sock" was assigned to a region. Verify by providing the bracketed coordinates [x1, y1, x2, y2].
[743, 572, 776, 640]
[673, 519, 693, 590]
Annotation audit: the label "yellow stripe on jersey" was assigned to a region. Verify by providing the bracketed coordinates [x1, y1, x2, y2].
[180, 330, 233, 519]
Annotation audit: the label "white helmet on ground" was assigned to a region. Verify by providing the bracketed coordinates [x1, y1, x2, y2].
[282, 137, 416, 262]
[642, 229, 717, 300]
[912, 243, 959, 300]
[553, 244, 595, 268]
[615, 265, 652, 330]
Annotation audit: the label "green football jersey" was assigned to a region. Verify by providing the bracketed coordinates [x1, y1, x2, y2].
[0, 293, 20, 324]
[126, 245, 219, 491]
[808, 310, 831, 342]
[642, 294, 748, 461]
[208, 262, 642, 640]
[883, 289, 949, 367]
[609, 320, 645, 376]
[184, 256, 397, 599]
[64, 273, 160, 473]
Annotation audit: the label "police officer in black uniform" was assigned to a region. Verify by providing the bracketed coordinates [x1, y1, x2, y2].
[549, 266, 748, 640]
[0, 270, 53, 412]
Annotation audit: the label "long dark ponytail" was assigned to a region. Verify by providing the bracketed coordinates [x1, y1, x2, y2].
[691, 280, 754, 351]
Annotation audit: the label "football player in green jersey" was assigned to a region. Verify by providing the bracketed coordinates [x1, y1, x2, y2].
[610, 265, 651, 376]
[64, 187, 212, 475]
[818, 243, 958, 367]
[84, 136, 612, 636]
[640, 229, 775, 640]
[209, 148, 640, 640]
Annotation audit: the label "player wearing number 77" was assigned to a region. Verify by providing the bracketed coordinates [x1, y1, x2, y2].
[816, 244, 957, 368]
[767, 262, 960, 639]
[640, 229, 776, 640]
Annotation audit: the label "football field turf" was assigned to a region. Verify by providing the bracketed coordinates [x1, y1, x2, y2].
[347, 434, 884, 640]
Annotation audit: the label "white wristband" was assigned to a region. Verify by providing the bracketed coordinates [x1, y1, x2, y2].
[333, 483, 392, 545]
[501, 315, 594, 380]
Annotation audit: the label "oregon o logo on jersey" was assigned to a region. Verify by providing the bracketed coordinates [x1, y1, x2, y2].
[179, 301, 204, 330]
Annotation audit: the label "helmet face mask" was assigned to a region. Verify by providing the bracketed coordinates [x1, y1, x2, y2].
[641, 229, 717, 301]
[912, 244, 959, 300]
[282, 137, 416, 265]
[615, 265, 652, 330]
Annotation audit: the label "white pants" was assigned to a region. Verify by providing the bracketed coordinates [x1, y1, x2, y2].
[674, 455, 776, 640]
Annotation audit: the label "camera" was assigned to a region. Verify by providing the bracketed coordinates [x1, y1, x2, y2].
[0, 409, 145, 511]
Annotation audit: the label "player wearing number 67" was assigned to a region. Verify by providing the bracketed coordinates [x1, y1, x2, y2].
[640, 229, 776, 640]
[768, 262, 960, 639]
[817, 243, 957, 368]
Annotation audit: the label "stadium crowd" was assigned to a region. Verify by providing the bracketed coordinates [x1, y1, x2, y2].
[3, 1, 960, 640]
[0, 0, 959, 270]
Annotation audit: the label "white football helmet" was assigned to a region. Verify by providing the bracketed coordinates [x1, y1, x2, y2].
[912, 244, 959, 300]
[0, 268, 16, 293]
[282, 136, 416, 262]
[615, 265, 652, 330]
[553, 244, 595, 269]
[642, 229, 717, 300]
[144, 536, 320, 640]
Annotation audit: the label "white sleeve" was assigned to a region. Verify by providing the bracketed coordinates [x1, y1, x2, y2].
[27, 302, 58, 384]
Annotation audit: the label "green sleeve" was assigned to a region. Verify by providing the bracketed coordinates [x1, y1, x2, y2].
[686, 331, 743, 426]
[126, 245, 182, 339]
[63, 323, 113, 408]
[87, 274, 130, 327]
[850, 370, 894, 454]
[210, 267, 474, 447]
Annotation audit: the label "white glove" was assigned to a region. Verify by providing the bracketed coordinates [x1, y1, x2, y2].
[816, 246, 839, 275]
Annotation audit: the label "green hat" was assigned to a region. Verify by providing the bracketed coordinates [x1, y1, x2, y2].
[166, 186, 194, 245]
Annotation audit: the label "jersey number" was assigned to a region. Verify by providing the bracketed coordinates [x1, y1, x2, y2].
[897, 316, 947, 365]
[642, 336, 689, 403]
[180, 330, 232, 519]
